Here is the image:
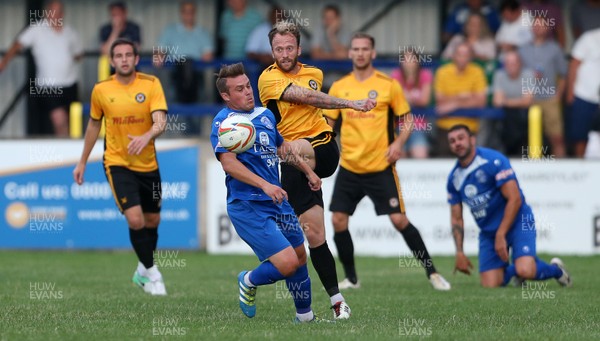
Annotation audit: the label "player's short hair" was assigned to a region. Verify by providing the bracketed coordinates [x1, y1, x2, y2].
[110, 38, 138, 58]
[109, 1, 127, 11]
[448, 124, 474, 136]
[215, 63, 246, 94]
[324, 4, 341, 16]
[268, 21, 301, 47]
[351, 32, 375, 48]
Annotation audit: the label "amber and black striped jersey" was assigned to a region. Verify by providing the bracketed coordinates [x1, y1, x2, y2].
[90, 72, 167, 172]
[258, 62, 333, 141]
[324, 70, 410, 174]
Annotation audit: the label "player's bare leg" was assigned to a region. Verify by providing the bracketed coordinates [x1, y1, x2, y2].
[301, 205, 350, 319]
[126, 206, 165, 295]
[332, 212, 360, 289]
[50, 107, 69, 137]
[480, 268, 504, 287]
[391, 213, 450, 290]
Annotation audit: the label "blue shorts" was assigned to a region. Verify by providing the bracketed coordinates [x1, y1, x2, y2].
[227, 199, 305, 262]
[478, 222, 537, 272]
[568, 96, 599, 142]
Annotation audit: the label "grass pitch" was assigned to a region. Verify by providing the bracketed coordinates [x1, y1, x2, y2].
[1, 251, 598, 340]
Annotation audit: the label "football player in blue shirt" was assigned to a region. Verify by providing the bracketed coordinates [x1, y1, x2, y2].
[446, 124, 571, 288]
[210, 63, 327, 323]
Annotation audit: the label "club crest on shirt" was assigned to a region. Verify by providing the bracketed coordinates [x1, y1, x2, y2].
[475, 169, 487, 183]
[308, 80, 318, 90]
[464, 184, 478, 198]
[135, 93, 146, 103]
[259, 132, 269, 146]
[261, 116, 274, 129]
[368, 90, 378, 99]
[389, 198, 399, 208]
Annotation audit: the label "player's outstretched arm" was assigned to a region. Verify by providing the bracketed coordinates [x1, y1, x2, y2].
[451, 203, 473, 275]
[127, 110, 167, 155]
[277, 141, 321, 191]
[73, 118, 102, 185]
[219, 152, 288, 204]
[281, 84, 376, 112]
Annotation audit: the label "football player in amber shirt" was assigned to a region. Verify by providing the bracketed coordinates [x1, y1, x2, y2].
[73, 38, 168, 296]
[324, 33, 450, 291]
[258, 21, 375, 320]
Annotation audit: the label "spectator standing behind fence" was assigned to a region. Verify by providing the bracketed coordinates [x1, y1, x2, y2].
[492, 50, 534, 156]
[0, 0, 82, 137]
[442, 13, 497, 62]
[434, 43, 488, 156]
[246, 6, 280, 68]
[566, 28, 600, 157]
[155, 1, 214, 104]
[496, 0, 533, 58]
[519, 16, 567, 157]
[522, 0, 566, 48]
[100, 1, 141, 56]
[442, 0, 501, 45]
[390, 50, 433, 158]
[219, 0, 262, 60]
[570, 0, 600, 40]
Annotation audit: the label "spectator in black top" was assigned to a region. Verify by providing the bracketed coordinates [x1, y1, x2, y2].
[100, 1, 141, 56]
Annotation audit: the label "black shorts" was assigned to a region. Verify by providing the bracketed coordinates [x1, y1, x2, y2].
[104, 165, 162, 213]
[37, 83, 79, 112]
[281, 132, 339, 216]
[329, 166, 405, 216]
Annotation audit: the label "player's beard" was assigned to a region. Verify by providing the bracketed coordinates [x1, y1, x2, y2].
[276, 55, 298, 73]
[456, 143, 472, 161]
[116, 67, 135, 77]
[353, 58, 371, 71]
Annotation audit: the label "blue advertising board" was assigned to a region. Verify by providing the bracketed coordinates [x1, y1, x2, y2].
[1, 145, 199, 249]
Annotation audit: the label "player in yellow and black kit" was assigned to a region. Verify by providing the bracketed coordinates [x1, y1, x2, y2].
[324, 33, 451, 291]
[73, 38, 168, 296]
[258, 21, 376, 320]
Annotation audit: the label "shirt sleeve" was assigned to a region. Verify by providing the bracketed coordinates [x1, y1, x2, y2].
[446, 172, 462, 205]
[391, 79, 411, 116]
[322, 81, 341, 120]
[99, 24, 110, 43]
[245, 26, 262, 53]
[492, 153, 517, 188]
[90, 86, 103, 120]
[70, 28, 84, 56]
[571, 32, 589, 61]
[130, 22, 141, 45]
[17, 26, 35, 48]
[472, 65, 488, 93]
[210, 116, 229, 159]
[150, 78, 168, 113]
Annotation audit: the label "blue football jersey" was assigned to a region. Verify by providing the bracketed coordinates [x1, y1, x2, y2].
[210, 107, 284, 203]
[446, 147, 533, 233]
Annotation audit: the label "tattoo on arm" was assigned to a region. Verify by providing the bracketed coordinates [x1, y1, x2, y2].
[452, 224, 464, 253]
[282, 84, 352, 109]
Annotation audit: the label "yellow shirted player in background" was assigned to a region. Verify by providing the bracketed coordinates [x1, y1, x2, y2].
[324, 33, 451, 291]
[258, 21, 376, 320]
[73, 38, 168, 296]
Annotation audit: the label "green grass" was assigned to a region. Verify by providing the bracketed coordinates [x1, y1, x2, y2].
[1, 251, 598, 341]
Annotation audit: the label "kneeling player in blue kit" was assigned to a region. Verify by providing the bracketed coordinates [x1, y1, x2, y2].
[211, 63, 328, 322]
[446, 124, 572, 288]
